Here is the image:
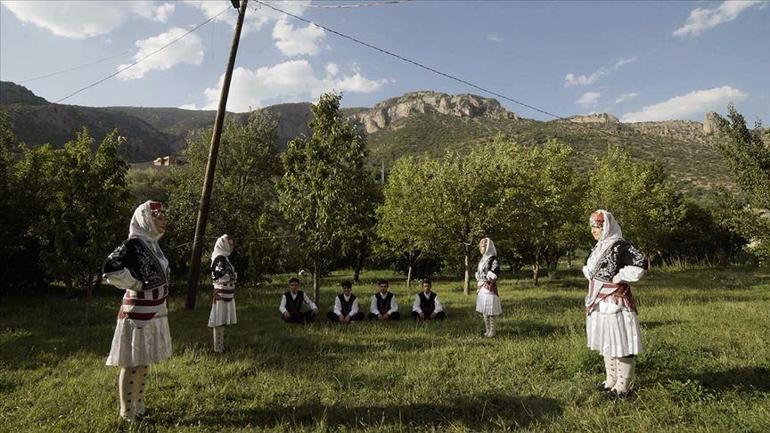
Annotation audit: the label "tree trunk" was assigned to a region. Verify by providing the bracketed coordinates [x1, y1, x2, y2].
[84, 273, 100, 325]
[463, 249, 470, 295]
[353, 266, 361, 284]
[407, 264, 413, 290]
[313, 258, 320, 303]
[567, 251, 573, 269]
[65, 279, 74, 298]
[532, 262, 540, 286]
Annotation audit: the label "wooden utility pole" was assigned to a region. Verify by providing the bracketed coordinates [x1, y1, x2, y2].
[186, 0, 248, 310]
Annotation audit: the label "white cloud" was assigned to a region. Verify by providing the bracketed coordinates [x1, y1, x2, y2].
[1, 1, 175, 38]
[272, 19, 325, 56]
[576, 92, 601, 108]
[614, 93, 639, 104]
[178, 103, 200, 110]
[486, 33, 502, 42]
[117, 28, 204, 80]
[197, 60, 390, 112]
[182, 0, 310, 33]
[564, 56, 636, 87]
[673, 1, 765, 37]
[621, 86, 747, 122]
[325, 62, 339, 77]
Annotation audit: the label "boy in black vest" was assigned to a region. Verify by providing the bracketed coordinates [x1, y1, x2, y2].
[411, 279, 446, 320]
[327, 281, 364, 323]
[369, 279, 400, 321]
[279, 277, 318, 324]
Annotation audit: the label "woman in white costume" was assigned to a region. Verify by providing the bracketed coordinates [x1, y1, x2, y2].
[208, 234, 237, 352]
[476, 237, 502, 337]
[583, 210, 648, 397]
[102, 201, 172, 421]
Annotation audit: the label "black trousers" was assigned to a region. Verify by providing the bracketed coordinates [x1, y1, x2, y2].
[411, 311, 446, 321]
[368, 312, 401, 321]
[327, 311, 365, 322]
[281, 311, 314, 324]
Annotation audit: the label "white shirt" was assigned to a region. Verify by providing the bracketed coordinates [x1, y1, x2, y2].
[278, 291, 318, 314]
[333, 294, 360, 317]
[412, 292, 444, 314]
[370, 292, 398, 315]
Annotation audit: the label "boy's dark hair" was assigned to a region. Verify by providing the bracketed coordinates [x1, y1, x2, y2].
[421, 278, 432, 286]
[341, 280, 352, 289]
[377, 279, 389, 286]
[288, 277, 300, 284]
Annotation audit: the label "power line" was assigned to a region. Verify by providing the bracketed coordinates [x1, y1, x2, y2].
[301, 0, 411, 8]
[54, 6, 232, 104]
[253, 0, 567, 122]
[19, 49, 135, 84]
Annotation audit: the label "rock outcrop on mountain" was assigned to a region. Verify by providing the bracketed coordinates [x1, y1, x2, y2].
[625, 120, 711, 145]
[351, 91, 519, 133]
[567, 113, 620, 124]
[703, 111, 721, 135]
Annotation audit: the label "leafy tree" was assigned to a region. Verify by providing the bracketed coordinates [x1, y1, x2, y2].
[713, 106, 770, 261]
[0, 113, 48, 291]
[715, 105, 770, 209]
[586, 145, 686, 263]
[376, 156, 441, 288]
[22, 129, 131, 292]
[277, 93, 374, 301]
[427, 147, 505, 294]
[166, 113, 281, 281]
[127, 166, 174, 207]
[493, 139, 585, 284]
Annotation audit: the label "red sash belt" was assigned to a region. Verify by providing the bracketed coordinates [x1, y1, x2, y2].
[213, 288, 235, 303]
[482, 280, 498, 296]
[586, 281, 637, 315]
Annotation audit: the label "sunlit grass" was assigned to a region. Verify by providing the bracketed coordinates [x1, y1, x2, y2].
[1, 267, 768, 432]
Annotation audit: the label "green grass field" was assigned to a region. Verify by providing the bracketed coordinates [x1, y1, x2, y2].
[1, 267, 769, 432]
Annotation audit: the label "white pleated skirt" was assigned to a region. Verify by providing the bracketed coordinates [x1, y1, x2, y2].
[208, 299, 237, 327]
[586, 300, 642, 357]
[476, 289, 502, 316]
[106, 316, 172, 367]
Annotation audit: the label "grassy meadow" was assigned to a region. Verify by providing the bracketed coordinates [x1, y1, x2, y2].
[1, 266, 769, 432]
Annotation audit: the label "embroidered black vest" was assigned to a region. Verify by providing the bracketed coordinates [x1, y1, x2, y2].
[103, 238, 167, 290]
[284, 291, 305, 313]
[338, 294, 357, 316]
[589, 240, 649, 283]
[211, 255, 236, 282]
[376, 292, 393, 314]
[419, 292, 437, 314]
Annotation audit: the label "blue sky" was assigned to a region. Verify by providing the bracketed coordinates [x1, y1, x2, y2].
[1, 1, 768, 123]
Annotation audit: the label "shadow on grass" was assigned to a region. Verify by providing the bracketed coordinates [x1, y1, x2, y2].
[506, 319, 569, 338]
[694, 367, 770, 393]
[161, 394, 563, 430]
[516, 296, 577, 314]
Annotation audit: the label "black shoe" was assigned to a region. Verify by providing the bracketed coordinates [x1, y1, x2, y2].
[594, 382, 612, 392]
[604, 389, 633, 399]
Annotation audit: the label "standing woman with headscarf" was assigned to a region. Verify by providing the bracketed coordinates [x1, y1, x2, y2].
[476, 237, 502, 337]
[208, 234, 237, 353]
[583, 210, 648, 397]
[102, 201, 172, 422]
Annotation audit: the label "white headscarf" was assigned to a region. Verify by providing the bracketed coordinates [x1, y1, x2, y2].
[477, 237, 497, 275]
[211, 234, 233, 264]
[129, 201, 164, 242]
[586, 209, 624, 276]
[128, 200, 168, 272]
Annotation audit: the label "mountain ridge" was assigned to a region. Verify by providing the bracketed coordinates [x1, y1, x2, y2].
[1, 81, 731, 191]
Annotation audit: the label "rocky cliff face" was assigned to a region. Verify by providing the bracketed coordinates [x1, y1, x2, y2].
[703, 111, 721, 135]
[351, 91, 518, 133]
[625, 119, 711, 144]
[566, 113, 620, 124]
